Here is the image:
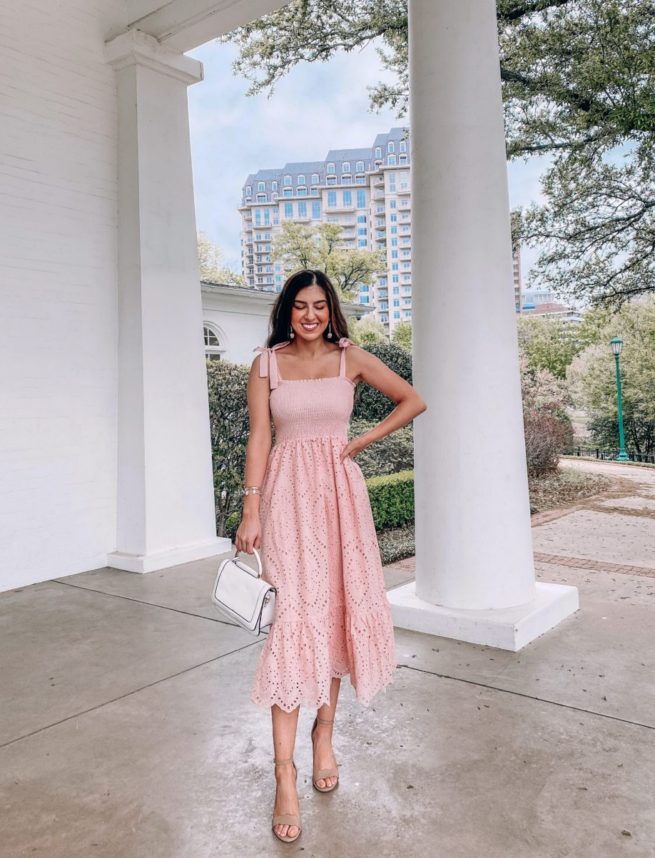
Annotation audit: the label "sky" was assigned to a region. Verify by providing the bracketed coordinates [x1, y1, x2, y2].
[187, 38, 549, 282]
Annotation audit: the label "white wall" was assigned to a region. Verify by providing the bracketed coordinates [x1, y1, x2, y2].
[202, 285, 278, 365]
[0, 0, 127, 591]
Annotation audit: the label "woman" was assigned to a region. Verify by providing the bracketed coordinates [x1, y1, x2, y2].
[235, 269, 427, 843]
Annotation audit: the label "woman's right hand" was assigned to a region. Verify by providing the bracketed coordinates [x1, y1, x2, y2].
[235, 512, 262, 555]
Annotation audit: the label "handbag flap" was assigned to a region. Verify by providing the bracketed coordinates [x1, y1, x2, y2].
[212, 557, 274, 630]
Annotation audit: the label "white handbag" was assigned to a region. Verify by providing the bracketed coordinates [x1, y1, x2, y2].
[211, 546, 276, 636]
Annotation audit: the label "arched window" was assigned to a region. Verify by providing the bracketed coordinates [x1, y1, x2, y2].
[356, 160, 365, 172]
[388, 141, 395, 153]
[257, 181, 265, 192]
[326, 162, 335, 174]
[283, 175, 292, 186]
[399, 140, 407, 153]
[297, 174, 305, 185]
[342, 162, 351, 173]
[271, 181, 278, 192]
[311, 173, 319, 184]
[203, 325, 223, 361]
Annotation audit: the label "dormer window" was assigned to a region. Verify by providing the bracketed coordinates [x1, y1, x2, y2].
[283, 175, 292, 186]
[342, 162, 350, 172]
[388, 141, 395, 153]
[356, 160, 365, 172]
[311, 173, 319, 184]
[327, 162, 335, 174]
[297, 174, 305, 185]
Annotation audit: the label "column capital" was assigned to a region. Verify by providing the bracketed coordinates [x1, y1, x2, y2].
[104, 29, 203, 85]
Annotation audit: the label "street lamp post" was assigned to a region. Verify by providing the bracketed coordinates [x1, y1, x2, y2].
[610, 337, 630, 462]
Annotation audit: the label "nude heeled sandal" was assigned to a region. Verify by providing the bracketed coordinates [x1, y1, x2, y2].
[272, 757, 302, 843]
[310, 716, 340, 792]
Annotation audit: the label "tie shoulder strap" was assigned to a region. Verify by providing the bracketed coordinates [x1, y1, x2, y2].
[338, 336, 354, 378]
[252, 341, 291, 390]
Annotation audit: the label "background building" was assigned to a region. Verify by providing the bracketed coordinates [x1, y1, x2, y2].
[240, 127, 412, 336]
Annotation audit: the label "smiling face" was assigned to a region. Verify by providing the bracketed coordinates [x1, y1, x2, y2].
[290, 284, 331, 341]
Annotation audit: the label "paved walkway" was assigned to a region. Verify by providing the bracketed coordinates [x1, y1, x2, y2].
[1, 459, 654, 857]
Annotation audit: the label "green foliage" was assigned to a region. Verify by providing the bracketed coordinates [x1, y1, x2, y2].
[271, 220, 385, 299]
[223, 0, 655, 306]
[504, 0, 655, 306]
[349, 315, 389, 347]
[365, 469, 415, 531]
[349, 417, 414, 478]
[352, 341, 413, 422]
[567, 297, 655, 454]
[575, 304, 620, 348]
[206, 359, 251, 537]
[517, 315, 584, 378]
[391, 320, 412, 352]
[198, 231, 245, 286]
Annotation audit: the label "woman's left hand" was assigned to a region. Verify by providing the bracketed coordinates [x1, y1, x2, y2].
[340, 435, 368, 464]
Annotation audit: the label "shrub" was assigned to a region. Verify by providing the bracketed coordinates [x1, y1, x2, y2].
[352, 341, 413, 422]
[348, 418, 414, 478]
[206, 359, 250, 537]
[524, 410, 573, 477]
[520, 354, 574, 475]
[365, 469, 415, 530]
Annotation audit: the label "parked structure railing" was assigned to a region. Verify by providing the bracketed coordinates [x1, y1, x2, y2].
[571, 446, 655, 464]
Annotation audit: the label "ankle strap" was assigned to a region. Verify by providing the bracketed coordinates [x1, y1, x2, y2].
[316, 716, 334, 724]
[274, 757, 294, 766]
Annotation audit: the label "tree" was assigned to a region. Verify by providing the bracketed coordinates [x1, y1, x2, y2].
[206, 358, 250, 537]
[517, 315, 584, 379]
[198, 232, 245, 286]
[350, 314, 389, 347]
[271, 220, 385, 299]
[222, 0, 655, 307]
[352, 341, 413, 422]
[567, 297, 655, 455]
[520, 353, 574, 474]
[391, 320, 412, 352]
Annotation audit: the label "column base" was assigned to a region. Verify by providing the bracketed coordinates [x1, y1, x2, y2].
[387, 580, 579, 651]
[107, 537, 231, 573]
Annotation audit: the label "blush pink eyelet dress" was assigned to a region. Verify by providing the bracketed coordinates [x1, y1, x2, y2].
[250, 336, 397, 713]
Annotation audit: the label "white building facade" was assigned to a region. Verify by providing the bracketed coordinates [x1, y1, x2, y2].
[240, 128, 412, 336]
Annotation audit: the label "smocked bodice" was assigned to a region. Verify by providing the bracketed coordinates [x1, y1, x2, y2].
[253, 337, 355, 443]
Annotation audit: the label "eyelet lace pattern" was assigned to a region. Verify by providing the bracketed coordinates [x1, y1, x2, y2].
[249, 337, 397, 711]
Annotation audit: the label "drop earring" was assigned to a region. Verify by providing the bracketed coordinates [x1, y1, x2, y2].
[289, 324, 295, 339]
[327, 320, 333, 339]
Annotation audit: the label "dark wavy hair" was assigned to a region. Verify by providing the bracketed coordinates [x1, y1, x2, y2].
[265, 269, 350, 347]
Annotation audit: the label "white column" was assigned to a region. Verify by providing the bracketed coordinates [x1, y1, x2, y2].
[387, 0, 578, 649]
[105, 30, 229, 572]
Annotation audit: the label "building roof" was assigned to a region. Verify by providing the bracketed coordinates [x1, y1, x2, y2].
[242, 126, 410, 194]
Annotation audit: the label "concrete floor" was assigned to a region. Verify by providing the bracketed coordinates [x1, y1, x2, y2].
[2, 459, 655, 857]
